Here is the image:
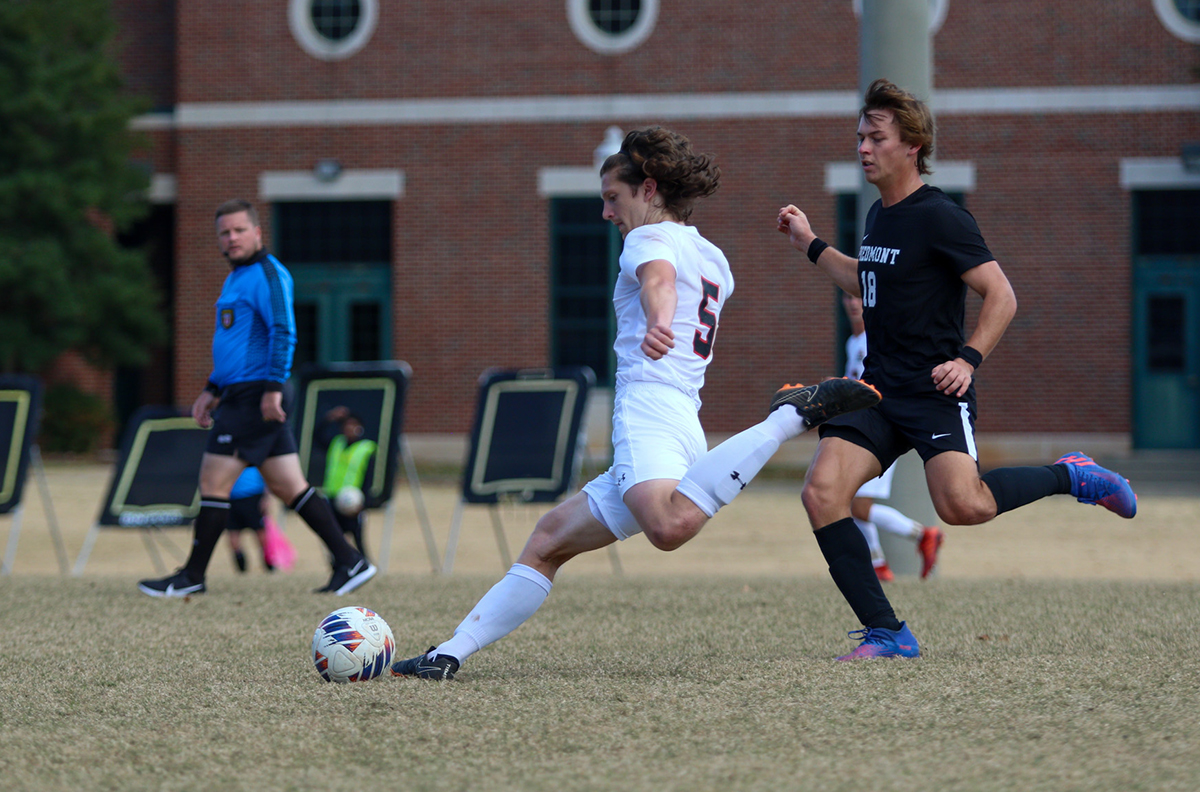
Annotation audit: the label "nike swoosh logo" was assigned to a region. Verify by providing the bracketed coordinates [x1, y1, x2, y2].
[165, 583, 202, 596]
[932, 433, 951, 440]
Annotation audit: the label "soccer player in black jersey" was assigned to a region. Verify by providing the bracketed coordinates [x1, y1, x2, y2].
[777, 79, 1138, 660]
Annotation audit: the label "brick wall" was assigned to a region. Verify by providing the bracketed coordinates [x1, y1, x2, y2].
[107, 0, 1199, 439]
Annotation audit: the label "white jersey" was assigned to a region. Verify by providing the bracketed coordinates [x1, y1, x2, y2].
[612, 222, 734, 405]
[845, 331, 868, 380]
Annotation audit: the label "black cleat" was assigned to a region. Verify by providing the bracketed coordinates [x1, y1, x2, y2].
[770, 378, 881, 428]
[138, 569, 206, 598]
[391, 647, 460, 680]
[314, 557, 377, 595]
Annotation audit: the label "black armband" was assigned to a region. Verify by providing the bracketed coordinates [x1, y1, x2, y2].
[806, 238, 830, 264]
[958, 345, 983, 369]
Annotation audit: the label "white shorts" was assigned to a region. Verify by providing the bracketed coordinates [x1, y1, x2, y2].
[583, 381, 706, 541]
[854, 461, 896, 500]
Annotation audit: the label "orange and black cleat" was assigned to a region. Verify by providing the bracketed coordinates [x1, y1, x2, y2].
[769, 378, 881, 428]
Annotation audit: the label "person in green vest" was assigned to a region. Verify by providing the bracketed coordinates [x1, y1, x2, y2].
[320, 407, 377, 560]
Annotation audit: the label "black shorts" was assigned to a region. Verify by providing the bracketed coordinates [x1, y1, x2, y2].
[819, 388, 978, 470]
[205, 382, 297, 466]
[227, 494, 264, 532]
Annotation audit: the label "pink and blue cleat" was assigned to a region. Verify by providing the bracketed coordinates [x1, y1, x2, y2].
[1054, 452, 1137, 519]
[836, 622, 920, 661]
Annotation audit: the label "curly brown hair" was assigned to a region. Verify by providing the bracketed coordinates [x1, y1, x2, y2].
[860, 79, 935, 176]
[599, 127, 721, 222]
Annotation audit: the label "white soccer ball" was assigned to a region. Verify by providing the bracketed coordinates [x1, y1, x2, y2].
[333, 485, 364, 516]
[311, 606, 395, 683]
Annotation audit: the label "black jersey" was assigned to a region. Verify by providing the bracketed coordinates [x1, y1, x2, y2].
[858, 185, 994, 397]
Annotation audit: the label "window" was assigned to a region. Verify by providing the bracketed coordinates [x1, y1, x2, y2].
[1154, 0, 1200, 42]
[568, 0, 659, 54]
[1135, 190, 1200, 256]
[275, 201, 392, 365]
[275, 201, 391, 264]
[550, 197, 620, 385]
[289, 0, 379, 60]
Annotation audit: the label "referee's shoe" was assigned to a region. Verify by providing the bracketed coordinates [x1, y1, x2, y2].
[315, 557, 377, 595]
[770, 378, 881, 428]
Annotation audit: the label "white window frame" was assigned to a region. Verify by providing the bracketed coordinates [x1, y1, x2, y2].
[824, 161, 975, 193]
[1153, 0, 1200, 43]
[567, 0, 659, 55]
[289, 0, 379, 61]
[259, 169, 405, 201]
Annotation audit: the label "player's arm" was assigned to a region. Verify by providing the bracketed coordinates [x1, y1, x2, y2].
[777, 205, 860, 295]
[931, 261, 1018, 397]
[637, 258, 678, 360]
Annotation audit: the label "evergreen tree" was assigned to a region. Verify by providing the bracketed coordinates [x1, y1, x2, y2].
[0, 0, 166, 373]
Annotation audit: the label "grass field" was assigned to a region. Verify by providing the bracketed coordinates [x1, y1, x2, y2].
[2, 574, 1199, 791]
[2, 465, 1200, 790]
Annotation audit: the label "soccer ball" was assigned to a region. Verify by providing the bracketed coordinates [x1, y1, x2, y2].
[333, 485, 364, 516]
[311, 606, 395, 683]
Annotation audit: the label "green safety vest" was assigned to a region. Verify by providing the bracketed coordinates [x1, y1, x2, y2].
[323, 436, 378, 495]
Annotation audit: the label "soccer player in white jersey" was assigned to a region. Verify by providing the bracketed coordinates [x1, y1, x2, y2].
[841, 291, 944, 582]
[391, 126, 880, 679]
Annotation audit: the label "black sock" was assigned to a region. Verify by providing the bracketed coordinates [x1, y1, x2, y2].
[183, 499, 230, 580]
[292, 487, 360, 567]
[980, 465, 1070, 516]
[814, 517, 902, 631]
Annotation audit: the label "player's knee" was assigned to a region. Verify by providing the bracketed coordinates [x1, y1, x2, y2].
[801, 479, 839, 525]
[643, 515, 702, 552]
[934, 496, 993, 526]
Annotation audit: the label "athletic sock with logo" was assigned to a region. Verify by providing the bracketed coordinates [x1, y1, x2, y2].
[291, 486, 360, 567]
[868, 503, 924, 541]
[183, 498, 231, 581]
[675, 409, 798, 516]
[434, 563, 553, 663]
[815, 517, 902, 631]
[980, 465, 1070, 516]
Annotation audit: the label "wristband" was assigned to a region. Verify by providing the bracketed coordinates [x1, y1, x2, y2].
[806, 238, 830, 264]
[204, 380, 220, 395]
[958, 345, 983, 369]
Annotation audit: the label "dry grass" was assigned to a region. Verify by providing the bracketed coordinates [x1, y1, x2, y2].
[2, 463, 1199, 791]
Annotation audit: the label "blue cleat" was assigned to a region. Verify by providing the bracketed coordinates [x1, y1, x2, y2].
[1054, 452, 1137, 519]
[836, 621, 920, 661]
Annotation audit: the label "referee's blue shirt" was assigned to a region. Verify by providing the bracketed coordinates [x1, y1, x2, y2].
[208, 249, 296, 390]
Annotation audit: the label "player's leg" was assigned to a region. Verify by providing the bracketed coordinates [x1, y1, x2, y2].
[974, 453, 1137, 520]
[675, 378, 881, 520]
[803, 437, 904, 628]
[852, 515, 892, 581]
[259, 452, 373, 593]
[392, 492, 616, 680]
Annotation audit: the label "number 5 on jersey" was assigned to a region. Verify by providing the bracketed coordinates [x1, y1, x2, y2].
[693, 278, 720, 358]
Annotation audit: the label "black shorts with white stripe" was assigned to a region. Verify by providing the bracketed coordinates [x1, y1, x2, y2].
[818, 389, 978, 470]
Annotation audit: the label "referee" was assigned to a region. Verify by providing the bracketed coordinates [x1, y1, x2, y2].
[777, 80, 1137, 660]
[139, 199, 375, 598]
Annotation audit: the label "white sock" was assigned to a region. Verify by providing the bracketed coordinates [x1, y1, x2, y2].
[676, 410, 799, 517]
[854, 518, 886, 566]
[434, 563, 553, 663]
[868, 503, 924, 542]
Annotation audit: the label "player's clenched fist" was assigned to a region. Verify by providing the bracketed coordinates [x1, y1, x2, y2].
[641, 324, 675, 360]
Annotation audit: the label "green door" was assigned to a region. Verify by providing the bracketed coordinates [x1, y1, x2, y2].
[1132, 258, 1200, 448]
[291, 264, 391, 366]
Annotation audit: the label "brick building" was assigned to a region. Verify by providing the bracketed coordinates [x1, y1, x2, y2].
[109, 0, 1200, 461]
